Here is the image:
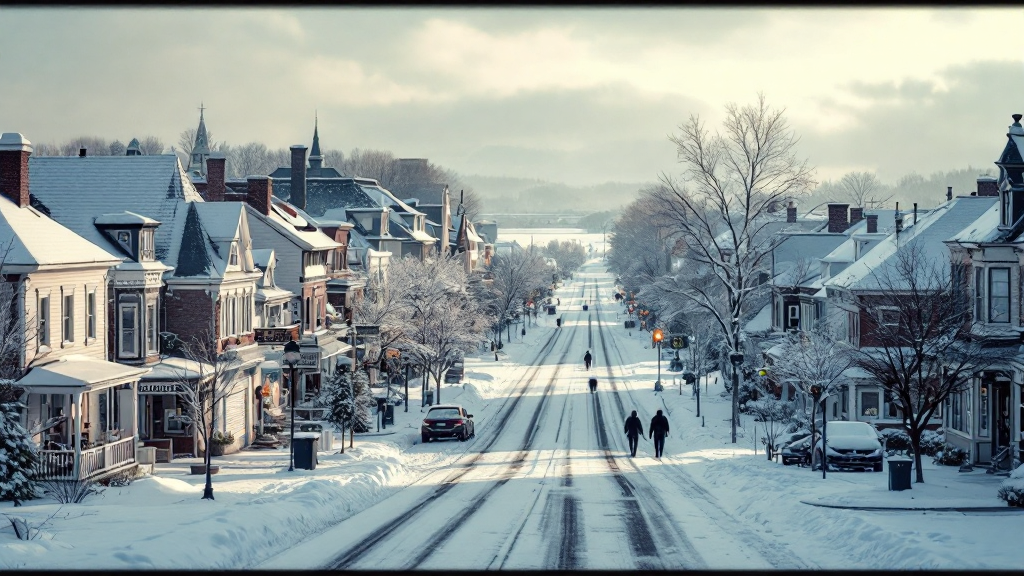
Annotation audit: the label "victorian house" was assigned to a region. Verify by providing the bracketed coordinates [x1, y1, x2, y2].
[1, 132, 150, 481]
[27, 148, 265, 458]
[942, 114, 1024, 468]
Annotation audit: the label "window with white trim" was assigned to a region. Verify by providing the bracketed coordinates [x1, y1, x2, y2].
[947, 388, 969, 433]
[86, 290, 96, 340]
[38, 294, 50, 346]
[846, 310, 859, 346]
[146, 302, 158, 354]
[229, 242, 239, 266]
[119, 302, 140, 358]
[989, 267, 1010, 323]
[141, 229, 155, 261]
[62, 293, 74, 344]
[786, 304, 799, 329]
[860, 390, 879, 418]
[974, 266, 985, 321]
[880, 308, 900, 328]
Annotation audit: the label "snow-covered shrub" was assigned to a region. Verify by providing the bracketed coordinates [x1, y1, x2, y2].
[879, 428, 912, 454]
[0, 399, 38, 506]
[997, 465, 1024, 507]
[932, 444, 968, 466]
[918, 430, 945, 456]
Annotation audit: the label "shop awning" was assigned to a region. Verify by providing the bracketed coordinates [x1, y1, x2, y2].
[18, 355, 151, 395]
[320, 337, 352, 360]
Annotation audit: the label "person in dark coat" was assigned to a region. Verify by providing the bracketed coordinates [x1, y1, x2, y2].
[588, 377, 598, 393]
[649, 409, 670, 459]
[583, 350, 593, 370]
[624, 410, 645, 457]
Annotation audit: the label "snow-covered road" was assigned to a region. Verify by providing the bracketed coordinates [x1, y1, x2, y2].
[264, 264, 813, 570]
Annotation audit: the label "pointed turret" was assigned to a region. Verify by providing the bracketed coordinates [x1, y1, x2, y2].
[188, 103, 211, 177]
[309, 112, 324, 171]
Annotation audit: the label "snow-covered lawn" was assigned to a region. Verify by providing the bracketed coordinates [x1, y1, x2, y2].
[2, 264, 1021, 570]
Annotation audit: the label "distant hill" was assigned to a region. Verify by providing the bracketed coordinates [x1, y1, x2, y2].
[463, 174, 651, 216]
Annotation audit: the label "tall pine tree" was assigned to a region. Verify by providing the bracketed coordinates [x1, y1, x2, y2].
[351, 370, 375, 433]
[325, 370, 354, 453]
[0, 390, 38, 506]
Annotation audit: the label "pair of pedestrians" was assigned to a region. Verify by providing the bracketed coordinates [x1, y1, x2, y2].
[623, 409, 671, 458]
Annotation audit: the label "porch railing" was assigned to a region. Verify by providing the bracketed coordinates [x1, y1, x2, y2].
[36, 437, 136, 481]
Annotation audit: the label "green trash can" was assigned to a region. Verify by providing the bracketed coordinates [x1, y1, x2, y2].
[888, 457, 912, 491]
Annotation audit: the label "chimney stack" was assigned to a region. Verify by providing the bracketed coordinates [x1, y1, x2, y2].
[977, 176, 998, 197]
[946, 186, 953, 202]
[849, 207, 864, 226]
[0, 133, 32, 208]
[206, 153, 226, 202]
[827, 203, 850, 233]
[865, 213, 878, 233]
[786, 200, 797, 223]
[79, 148, 86, 157]
[246, 175, 273, 216]
[290, 145, 307, 210]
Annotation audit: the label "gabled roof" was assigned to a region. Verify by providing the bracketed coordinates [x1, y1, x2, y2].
[771, 233, 847, 287]
[28, 155, 203, 270]
[271, 177, 424, 218]
[948, 201, 1002, 244]
[245, 198, 341, 252]
[828, 195, 997, 292]
[0, 195, 121, 268]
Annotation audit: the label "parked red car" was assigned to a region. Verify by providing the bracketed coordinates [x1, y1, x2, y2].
[421, 404, 475, 443]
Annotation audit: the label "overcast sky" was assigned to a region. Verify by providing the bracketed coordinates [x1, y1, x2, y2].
[1, 7, 1022, 187]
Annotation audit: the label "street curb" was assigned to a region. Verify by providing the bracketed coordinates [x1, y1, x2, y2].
[800, 500, 1023, 512]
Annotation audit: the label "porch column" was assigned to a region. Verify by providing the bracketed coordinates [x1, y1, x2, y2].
[72, 391, 83, 480]
[132, 382, 139, 443]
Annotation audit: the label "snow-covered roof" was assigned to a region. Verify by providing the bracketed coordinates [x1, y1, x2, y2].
[140, 356, 214, 383]
[246, 199, 341, 252]
[772, 233, 848, 285]
[0, 195, 121, 268]
[948, 200, 1002, 244]
[744, 303, 772, 332]
[28, 155, 203, 270]
[94, 211, 160, 227]
[18, 354, 150, 393]
[827, 195, 998, 292]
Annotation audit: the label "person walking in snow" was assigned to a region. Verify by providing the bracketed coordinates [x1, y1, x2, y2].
[649, 409, 670, 459]
[583, 350, 593, 370]
[624, 410, 645, 457]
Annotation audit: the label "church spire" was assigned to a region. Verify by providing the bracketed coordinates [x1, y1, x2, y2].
[309, 111, 323, 171]
[188, 102, 211, 177]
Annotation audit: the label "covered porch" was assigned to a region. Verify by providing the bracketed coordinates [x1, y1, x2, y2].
[18, 355, 150, 481]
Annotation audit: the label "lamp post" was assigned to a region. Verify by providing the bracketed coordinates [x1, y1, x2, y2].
[729, 351, 744, 444]
[652, 329, 664, 390]
[404, 359, 410, 413]
[282, 340, 301, 472]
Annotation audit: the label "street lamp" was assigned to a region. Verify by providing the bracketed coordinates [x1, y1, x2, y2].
[729, 351, 744, 444]
[652, 329, 664, 390]
[282, 340, 301, 472]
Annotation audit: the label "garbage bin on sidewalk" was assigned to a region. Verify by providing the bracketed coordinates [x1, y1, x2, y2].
[888, 457, 912, 491]
[293, 432, 320, 470]
[425, 390, 434, 406]
[384, 404, 395, 426]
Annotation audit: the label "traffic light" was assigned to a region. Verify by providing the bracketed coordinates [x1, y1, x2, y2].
[652, 329, 664, 345]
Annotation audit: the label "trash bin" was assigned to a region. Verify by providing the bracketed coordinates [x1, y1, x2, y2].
[583, 304, 589, 311]
[425, 390, 434, 406]
[384, 404, 395, 426]
[888, 457, 912, 491]
[547, 305, 557, 315]
[293, 432, 320, 470]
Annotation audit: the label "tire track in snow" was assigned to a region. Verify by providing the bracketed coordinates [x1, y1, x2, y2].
[591, 266, 815, 570]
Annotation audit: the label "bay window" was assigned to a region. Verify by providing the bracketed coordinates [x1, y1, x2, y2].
[989, 267, 1010, 323]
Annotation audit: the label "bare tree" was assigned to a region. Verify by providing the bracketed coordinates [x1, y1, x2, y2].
[321, 148, 344, 171]
[0, 239, 36, 396]
[849, 246, 999, 483]
[108, 140, 126, 157]
[608, 190, 674, 294]
[769, 325, 854, 474]
[178, 128, 198, 161]
[342, 148, 398, 185]
[835, 171, 891, 209]
[488, 249, 548, 346]
[353, 255, 416, 362]
[652, 93, 816, 443]
[227, 141, 274, 178]
[170, 331, 243, 500]
[137, 136, 165, 156]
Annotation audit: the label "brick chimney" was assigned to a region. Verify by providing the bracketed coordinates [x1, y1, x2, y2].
[290, 145, 307, 210]
[247, 176, 272, 216]
[827, 203, 850, 233]
[866, 213, 878, 233]
[79, 148, 86, 157]
[849, 207, 864, 226]
[946, 186, 953, 202]
[0, 132, 32, 208]
[786, 200, 797, 223]
[977, 176, 998, 197]
[206, 152, 226, 202]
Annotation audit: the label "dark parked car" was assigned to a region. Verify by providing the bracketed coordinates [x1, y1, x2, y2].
[421, 404, 475, 443]
[780, 433, 813, 466]
[444, 362, 465, 384]
[811, 421, 884, 472]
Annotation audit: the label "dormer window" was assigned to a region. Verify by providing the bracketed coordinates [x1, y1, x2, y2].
[141, 229, 155, 261]
[117, 231, 132, 256]
[229, 242, 239, 266]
